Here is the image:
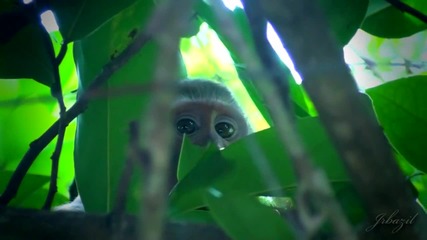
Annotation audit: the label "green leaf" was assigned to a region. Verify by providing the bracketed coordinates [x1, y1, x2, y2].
[206, 190, 294, 240]
[169, 150, 234, 215]
[12, 186, 68, 209]
[169, 117, 348, 214]
[0, 79, 75, 197]
[220, 117, 347, 194]
[362, 0, 427, 38]
[365, 0, 391, 16]
[366, 76, 427, 172]
[290, 83, 317, 117]
[318, 0, 369, 45]
[0, 7, 54, 86]
[177, 136, 216, 180]
[0, 171, 50, 208]
[73, 0, 186, 213]
[49, 0, 138, 42]
[73, 1, 154, 213]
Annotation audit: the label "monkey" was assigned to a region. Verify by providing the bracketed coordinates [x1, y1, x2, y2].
[54, 79, 251, 211]
[173, 79, 250, 149]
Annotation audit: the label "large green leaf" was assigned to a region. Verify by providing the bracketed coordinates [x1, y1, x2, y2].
[169, 150, 234, 215]
[366, 76, 427, 172]
[362, 0, 427, 38]
[169, 117, 348, 215]
[365, 0, 391, 16]
[0, 6, 54, 86]
[73, 0, 188, 213]
[206, 190, 294, 240]
[73, 0, 155, 213]
[221, 117, 347, 194]
[48, 0, 138, 42]
[177, 136, 216, 181]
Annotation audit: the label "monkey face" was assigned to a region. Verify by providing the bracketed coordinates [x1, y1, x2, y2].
[173, 101, 249, 149]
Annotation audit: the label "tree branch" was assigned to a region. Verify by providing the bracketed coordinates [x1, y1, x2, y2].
[259, 0, 427, 239]
[42, 25, 67, 210]
[386, 0, 427, 24]
[0, 22, 151, 206]
[136, 0, 197, 239]
[240, 0, 292, 110]
[208, 0, 357, 238]
[0, 207, 229, 240]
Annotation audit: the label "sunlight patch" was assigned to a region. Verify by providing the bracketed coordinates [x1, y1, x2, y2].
[41, 10, 59, 33]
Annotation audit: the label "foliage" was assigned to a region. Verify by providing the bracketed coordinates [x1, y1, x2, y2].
[1, 0, 426, 238]
[366, 76, 427, 173]
[362, 0, 427, 38]
[73, 0, 158, 213]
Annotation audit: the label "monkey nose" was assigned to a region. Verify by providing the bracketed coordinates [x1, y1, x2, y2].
[216, 141, 226, 150]
[209, 131, 228, 150]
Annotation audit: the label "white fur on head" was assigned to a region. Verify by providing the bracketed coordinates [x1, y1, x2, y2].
[175, 79, 252, 133]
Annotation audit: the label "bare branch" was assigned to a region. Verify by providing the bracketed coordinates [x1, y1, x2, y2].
[0, 16, 151, 206]
[44, 38, 68, 210]
[208, 1, 355, 239]
[386, 0, 427, 24]
[135, 1, 197, 239]
[0, 207, 229, 240]
[240, 0, 292, 110]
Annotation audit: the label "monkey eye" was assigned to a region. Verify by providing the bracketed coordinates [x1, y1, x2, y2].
[215, 122, 235, 139]
[176, 118, 198, 135]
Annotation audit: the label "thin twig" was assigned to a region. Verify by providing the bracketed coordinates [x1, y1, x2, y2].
[112, 122, 139, 214]
[209, 0, 355, 239]
[134, 1, 196, 239]
[109, 121, 142, 240]
[0, 21, 152, 206]
[0, 100, 82, 205]
[205, 1, 292, 177]
[386, 0, 427, 24]
[43, 32, 67, 209]
[55, 43, 68, 66]
[262, 0, 427, 239]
